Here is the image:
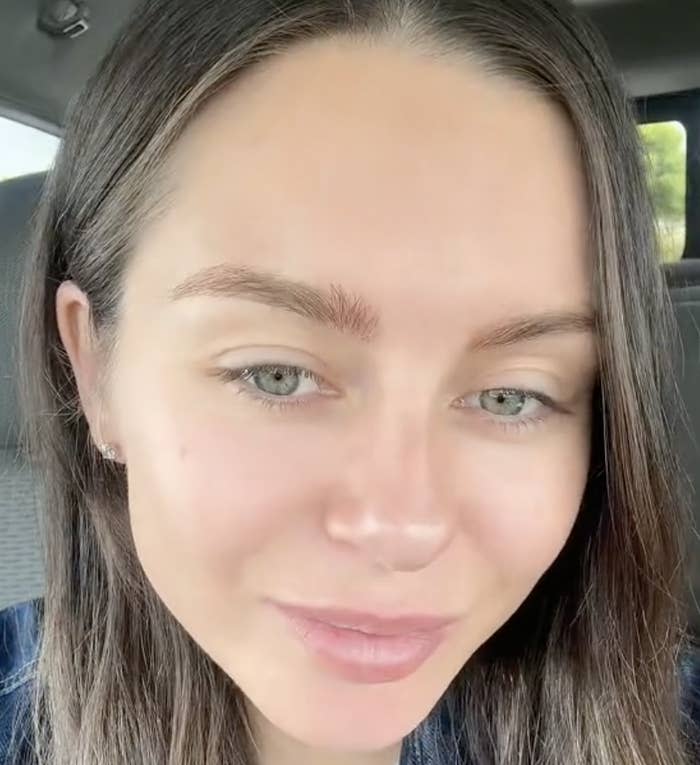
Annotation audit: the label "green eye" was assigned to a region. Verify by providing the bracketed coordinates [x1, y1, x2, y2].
[218, 363, 325, 411]
[250, 366, 302, 397]
[479, 389, 530, 417]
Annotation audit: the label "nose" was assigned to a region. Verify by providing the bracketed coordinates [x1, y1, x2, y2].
[324, 409, 457, 572]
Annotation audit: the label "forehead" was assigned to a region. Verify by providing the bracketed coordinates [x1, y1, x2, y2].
[133, 36, 591, 333]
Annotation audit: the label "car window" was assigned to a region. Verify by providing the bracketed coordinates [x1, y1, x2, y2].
[0, 116, 60, 182]
[638, 120, 687, 262]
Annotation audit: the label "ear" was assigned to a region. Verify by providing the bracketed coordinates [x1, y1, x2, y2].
[55, 281, 119, 457]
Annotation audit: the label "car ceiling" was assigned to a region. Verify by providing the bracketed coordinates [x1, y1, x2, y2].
[1, 0, 699, 134]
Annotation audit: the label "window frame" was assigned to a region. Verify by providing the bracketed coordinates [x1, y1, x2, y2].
[636, 87, 700, 260]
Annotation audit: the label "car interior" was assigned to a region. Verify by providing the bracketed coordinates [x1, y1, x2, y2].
[0, 0, 699, 646]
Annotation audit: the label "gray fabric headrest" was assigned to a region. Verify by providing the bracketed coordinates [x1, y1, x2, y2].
[0, 173, 46, 449]
[666, 259, 700, 290]
[672, 282, 700, 631]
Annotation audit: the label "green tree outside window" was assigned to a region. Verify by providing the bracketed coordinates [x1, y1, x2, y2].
[638, 121, 687, 262]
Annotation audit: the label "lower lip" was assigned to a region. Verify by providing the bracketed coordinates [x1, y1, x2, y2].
[275, 608, 448, 683]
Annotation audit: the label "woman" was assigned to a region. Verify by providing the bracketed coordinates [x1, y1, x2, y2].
[0, 0, 696, 762]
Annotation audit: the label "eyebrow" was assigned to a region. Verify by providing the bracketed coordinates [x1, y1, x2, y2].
[169, 264, 595, 348]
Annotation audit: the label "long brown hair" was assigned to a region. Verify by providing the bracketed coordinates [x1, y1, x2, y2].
[13, 0, 694, 762]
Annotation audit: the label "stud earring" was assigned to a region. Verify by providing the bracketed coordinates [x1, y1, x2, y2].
[99, 443, 119, 461]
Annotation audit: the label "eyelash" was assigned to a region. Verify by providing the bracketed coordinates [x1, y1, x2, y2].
[215, 363, 563, 434]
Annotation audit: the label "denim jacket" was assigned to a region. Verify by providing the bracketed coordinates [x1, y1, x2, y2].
[1, 598, 698, 764]
[0, 601, 40, 764]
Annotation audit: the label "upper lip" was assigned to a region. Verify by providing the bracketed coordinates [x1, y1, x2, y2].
[269, 599, 458, 636]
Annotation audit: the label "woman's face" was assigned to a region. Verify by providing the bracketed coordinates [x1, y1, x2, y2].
[58, 36, 597, 761]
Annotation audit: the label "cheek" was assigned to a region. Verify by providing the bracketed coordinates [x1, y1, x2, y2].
[123, 402, 332, 579]
[458, 429, 590, 598]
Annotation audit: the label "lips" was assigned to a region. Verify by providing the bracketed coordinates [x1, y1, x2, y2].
[269, 599, 457, 683]
[268, 600, 457, 636]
